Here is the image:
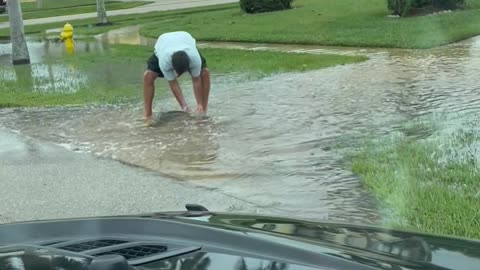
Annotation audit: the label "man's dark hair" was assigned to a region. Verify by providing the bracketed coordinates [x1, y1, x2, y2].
[172, 51, 190, 76]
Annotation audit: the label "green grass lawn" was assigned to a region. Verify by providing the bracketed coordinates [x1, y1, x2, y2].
[0, 0, 151, 23]
[20, 0, 149, 11]
[138, 0, 480, 49]
[0, 4, 235, 38]
[0, 44, 365, 107]
[349, 120, 480, 239]
[4, 0, 480, 48]
[21, 0, 130, 10]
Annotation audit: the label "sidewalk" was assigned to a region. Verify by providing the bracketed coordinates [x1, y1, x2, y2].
[0, 0, 236, 29]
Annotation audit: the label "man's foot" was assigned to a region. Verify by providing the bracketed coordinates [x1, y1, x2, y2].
[181, 105, 191, 113]
[195, 106, 206, 116]
[195, 105, 205, 113]
[144, 116, 153, 127]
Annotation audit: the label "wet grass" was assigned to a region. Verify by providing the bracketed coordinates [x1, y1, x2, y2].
[202, 48, 367, 75]
[0, 86, 136, 107]
[349, 119, 480, 239]
[138, 0, 480, 49]
[0, 44, 365, 107]
[0, 1, 150, 23]
[0, 52, 142, 107]
[75, 44, 366, 75]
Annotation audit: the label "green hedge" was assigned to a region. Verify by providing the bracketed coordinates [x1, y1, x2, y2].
[436, 0, 465, 9]
[387, 0, 412, 16]
[387, 0, 465, 16]
[240, 0, 293, 14]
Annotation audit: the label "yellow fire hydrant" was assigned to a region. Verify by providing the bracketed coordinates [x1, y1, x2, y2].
[59, 23, 74, 55]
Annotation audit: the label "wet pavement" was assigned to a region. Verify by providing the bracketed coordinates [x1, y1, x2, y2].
[3, 28, 480, 225]
[0, 128, 269, 224]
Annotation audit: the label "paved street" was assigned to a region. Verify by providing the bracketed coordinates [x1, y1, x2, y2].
[0, 129, 264, 224]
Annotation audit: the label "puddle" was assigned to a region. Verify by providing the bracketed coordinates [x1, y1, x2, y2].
[0, 37, 145, 94]
[3, 27, 480, 224]
[0, 36, 108, 64]
[95, 26, 156, 47]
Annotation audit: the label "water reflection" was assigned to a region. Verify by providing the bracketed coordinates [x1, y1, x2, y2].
[13, 64, 34, 91]
[0, 37, 107, 65]
[0, 37, 142, 95]
[1, 62, 89, 94]
[96, 26, 155, 47]
[0, 38, 108, 94]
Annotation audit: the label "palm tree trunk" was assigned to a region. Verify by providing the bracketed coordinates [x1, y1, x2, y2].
[96, 0, 109, 25]
[6, 0, 30, 65]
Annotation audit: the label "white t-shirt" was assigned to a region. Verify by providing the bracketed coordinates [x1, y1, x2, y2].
[154, 31, 202, 81]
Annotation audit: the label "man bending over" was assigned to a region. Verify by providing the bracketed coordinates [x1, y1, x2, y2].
[143, 31, 210, 125]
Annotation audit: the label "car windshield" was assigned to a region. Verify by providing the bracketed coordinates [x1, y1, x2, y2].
[1, 0, 479, 263]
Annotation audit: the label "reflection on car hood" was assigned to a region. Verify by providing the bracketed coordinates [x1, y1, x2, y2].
[147, 211, 480, 270]
[1, 210, 480, 270]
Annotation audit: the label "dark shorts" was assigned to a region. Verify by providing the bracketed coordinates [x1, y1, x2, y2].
[146, 51, 207, 78]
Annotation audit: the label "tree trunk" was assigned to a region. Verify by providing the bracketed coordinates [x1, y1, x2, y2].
[96, 0, 109, 25]
[7, 0, 30, 65]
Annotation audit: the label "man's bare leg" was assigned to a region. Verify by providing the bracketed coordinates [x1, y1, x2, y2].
[143, 70, 158, 124]
[201, 68, 210, 113]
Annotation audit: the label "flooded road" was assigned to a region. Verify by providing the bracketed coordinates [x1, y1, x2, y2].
[2, 28, 480, 224]
[0, 128, 261, 224]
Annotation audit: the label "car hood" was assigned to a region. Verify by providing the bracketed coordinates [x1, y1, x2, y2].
[1, 210, 480, 270]
[145, 210, 480, 269]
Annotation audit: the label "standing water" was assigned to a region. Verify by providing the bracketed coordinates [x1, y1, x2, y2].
[2, 27, 480, 224]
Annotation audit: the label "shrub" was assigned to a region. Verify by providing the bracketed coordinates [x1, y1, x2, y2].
[387, 0, 412, 16]
[387, 0, 465, 16]
[412, 0, 431, 7]
[240, 0, 293, 14]
[434, 0, 465, 9]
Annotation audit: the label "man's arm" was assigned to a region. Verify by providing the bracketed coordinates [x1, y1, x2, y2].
[168, 79, 189, 111]
[192, 76, 204, 113]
